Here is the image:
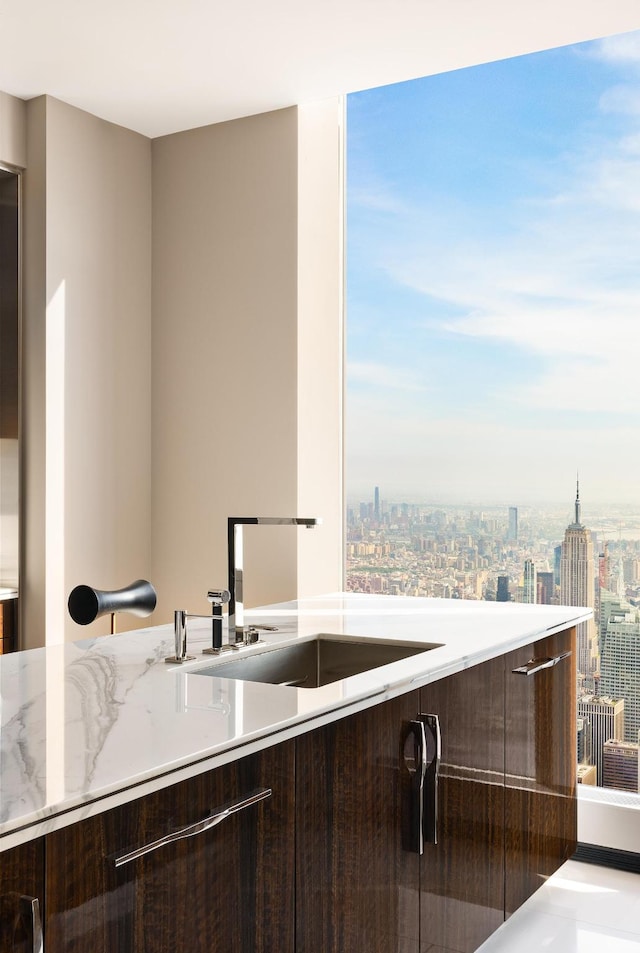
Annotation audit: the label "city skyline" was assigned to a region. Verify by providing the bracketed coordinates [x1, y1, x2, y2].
[347, 480, 640, 606]
[347, 29, 640, 505]
[346, 484, 640, 794]
[346, 487, 640, 539]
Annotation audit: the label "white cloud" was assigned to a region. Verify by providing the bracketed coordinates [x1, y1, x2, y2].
[444, 306, 632, 363]
[599, 84, 640, 116]
[355, 112, 640, 418]
[349, 184, 408, 214]
[517, 358, 640, 413]
[349, 361, 428, 392]
[591, 33, 640, 66]
[618, 132, 640, 154]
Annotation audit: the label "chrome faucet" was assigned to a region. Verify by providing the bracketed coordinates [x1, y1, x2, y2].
[227, 517, 320, 645]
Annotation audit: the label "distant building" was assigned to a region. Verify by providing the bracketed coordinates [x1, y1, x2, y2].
[577, 716, 592, 765]
[496, 576, 510, 602]
[523, 559, 536, 604]
[624, 558, 640, 585]
[599, 543, 612, 593]
[374, 486, 380, 522]
[600, 601, 640, 744]
[507, 507, 518, 542]
[577, 695, 625, 785]
[554, 544, 562, 588]
[560, 480, 597, 674]
[537, 571, 554, 605]
[577, 764, 597, 785]
[603, 740, 639, 793]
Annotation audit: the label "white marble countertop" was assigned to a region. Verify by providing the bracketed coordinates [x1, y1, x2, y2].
[0, 593, 591, 851]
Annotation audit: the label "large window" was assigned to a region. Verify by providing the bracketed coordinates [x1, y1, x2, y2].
[346, 32, 640, 799]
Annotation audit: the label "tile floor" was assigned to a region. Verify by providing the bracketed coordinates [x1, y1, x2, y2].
[475, 860, 640, 952]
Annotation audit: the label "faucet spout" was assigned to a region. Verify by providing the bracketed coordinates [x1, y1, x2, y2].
[227, 517, 320, 645]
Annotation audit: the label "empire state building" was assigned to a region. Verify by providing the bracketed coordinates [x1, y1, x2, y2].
[560, 480, 597, 674]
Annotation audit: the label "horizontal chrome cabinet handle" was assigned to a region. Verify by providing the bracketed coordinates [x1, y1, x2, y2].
[20, 896, 43, 953]
[114, 787, 272, 867]
[512, 650, 572, 676]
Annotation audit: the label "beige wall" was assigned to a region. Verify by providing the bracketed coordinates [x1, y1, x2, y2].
[0, 92, 26, 169]
[151, 102, 343, 624]
[23, 97, 152, 646]
[22, 98, 47, 646]
[19, 95, 342, 644]
[296, 99, 344, 598]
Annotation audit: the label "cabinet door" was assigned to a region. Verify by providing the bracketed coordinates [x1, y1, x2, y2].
[296, 692, 421, 953]
[419, 656, 505, 953]
[45, 742, 295, 953]
[0, 839, 44, 953]
[505, 627, 577, 915]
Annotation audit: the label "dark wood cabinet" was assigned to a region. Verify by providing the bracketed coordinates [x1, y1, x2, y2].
[419, 654, 505, 953]
[296, 692, 421, 953]
[45, 742, 295, 953]
[504, 627, 577, 916]
[295, 657, 505, 953]
[0, 838, 44, 953]
[295, 627, 576, 953]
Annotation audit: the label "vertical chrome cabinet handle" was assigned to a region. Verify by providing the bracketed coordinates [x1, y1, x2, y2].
[512, 651, 572, 676]
[403, 719, 428, 854]
[419, 713, 441, 846]
[113, 787, 272, 867]
[19, 896, 43, 953]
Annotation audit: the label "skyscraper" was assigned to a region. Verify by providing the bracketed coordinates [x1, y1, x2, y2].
[374, 486, 380, 522]
[507, 506, 518, 542]
[600, 601, 640, 744]
[523, 559, 536, 604]
[577, 695, 624, 785]
[553, 544, 562, 588]
[599, 543, 612, 593]
[537, 571, 554, 605]
[560, 480, 597, 675]
[496, 576, 510, 602]
[577, 716, 591, 764]
[602, 740, 639, 793]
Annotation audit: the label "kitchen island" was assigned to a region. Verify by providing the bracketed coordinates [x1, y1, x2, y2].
[0, 594, 590, 952]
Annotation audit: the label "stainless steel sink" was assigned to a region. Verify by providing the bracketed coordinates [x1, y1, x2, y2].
[193, 634, 442, 688]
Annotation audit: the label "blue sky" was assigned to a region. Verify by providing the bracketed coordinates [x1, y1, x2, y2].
[346, 31, 640, 506]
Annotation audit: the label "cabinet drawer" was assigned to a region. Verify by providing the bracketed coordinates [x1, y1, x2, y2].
[45, 743, 295, 953]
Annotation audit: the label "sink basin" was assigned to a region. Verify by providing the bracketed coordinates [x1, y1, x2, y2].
[193, 634, 442, 688]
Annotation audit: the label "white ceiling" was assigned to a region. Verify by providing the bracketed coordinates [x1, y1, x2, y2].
[1, 0, 640, 139]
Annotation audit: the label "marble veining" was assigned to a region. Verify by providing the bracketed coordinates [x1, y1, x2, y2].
[0, 593, 591, 851]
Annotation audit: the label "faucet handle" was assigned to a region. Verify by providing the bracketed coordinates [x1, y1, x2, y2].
[207, 589, 230, 606]
[203, 589, 231, 655]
